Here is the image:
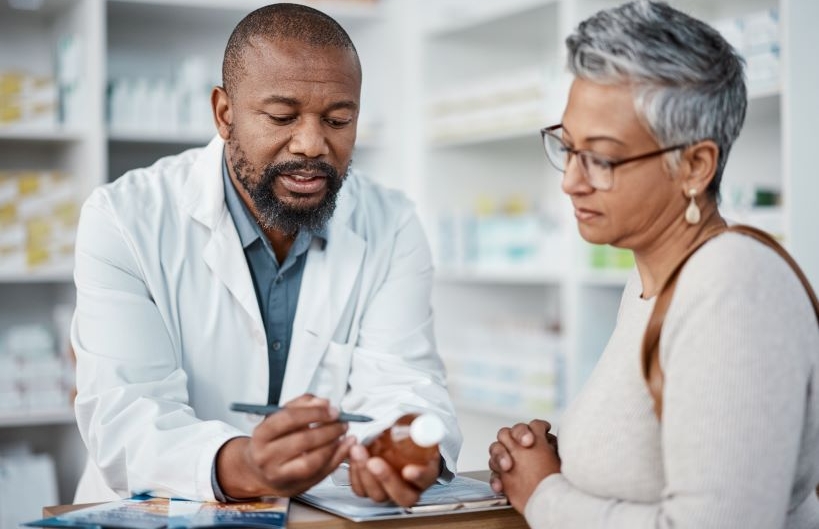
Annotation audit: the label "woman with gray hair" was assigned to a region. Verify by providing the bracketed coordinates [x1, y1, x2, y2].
[488, 1, 819, 527]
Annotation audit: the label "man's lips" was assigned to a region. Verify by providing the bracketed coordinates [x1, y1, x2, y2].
[279, 173, 327, 194]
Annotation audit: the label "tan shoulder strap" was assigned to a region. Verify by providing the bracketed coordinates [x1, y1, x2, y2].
[641, 224, 819, 420]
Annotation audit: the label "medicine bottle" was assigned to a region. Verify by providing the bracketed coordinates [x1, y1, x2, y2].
[368, 413, 445, 471]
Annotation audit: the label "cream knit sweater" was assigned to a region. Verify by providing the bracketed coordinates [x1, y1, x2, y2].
[525, 233, 819, 528]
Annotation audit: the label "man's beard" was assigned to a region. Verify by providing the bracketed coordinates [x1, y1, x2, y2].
[231, 153, 347, 235]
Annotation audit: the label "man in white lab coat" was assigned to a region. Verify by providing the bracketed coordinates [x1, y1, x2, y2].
[72, 3, 460, 507]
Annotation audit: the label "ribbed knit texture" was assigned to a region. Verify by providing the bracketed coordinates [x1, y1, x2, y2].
[524, 233, 819, 528]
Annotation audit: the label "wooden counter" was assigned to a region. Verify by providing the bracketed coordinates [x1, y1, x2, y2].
[43, 470, 528, 529]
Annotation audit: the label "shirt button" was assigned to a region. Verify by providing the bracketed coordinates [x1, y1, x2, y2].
[272, 341, 282, 351]
[274, 275, 283, 284]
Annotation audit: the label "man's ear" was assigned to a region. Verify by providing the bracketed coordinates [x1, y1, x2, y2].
[680, 139, 719, 194]
[211, 86, 232, 140]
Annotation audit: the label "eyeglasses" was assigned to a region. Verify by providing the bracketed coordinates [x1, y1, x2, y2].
[540, 124, 691, 191]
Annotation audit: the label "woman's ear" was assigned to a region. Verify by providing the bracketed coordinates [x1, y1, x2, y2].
[680, 139, 719, 193]
[211, 86, 232, 140]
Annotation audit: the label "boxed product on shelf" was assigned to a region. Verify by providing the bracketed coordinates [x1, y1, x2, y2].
[0, 324, 74, 412]
[0, 171, 80, 273]
[438, 321, 564, 417]
[0, 71, 59, 128]
[435, 196, 565, 274]
[587, 244, 635, 270]
[426, 66, 568, 142]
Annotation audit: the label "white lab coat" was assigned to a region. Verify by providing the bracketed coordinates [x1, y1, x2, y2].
[71, 136, 461, 502]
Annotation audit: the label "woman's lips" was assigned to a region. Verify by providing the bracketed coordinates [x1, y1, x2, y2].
[574, 207, 601, 222]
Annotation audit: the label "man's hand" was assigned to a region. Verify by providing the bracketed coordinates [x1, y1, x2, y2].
[216, 394, 355, 499]
[488, 419, 560, 513]
[348, 443, 440, 507]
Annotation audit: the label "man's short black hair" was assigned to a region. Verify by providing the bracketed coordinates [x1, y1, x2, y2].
[222, 2, 361, 95]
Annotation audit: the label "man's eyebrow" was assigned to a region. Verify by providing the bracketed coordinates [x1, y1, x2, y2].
[261, 95, 299, 106]
[260, 95, 358, 112]
[326, 100, 359, 112]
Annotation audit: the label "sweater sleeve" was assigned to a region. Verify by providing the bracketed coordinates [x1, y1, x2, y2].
[522, 235, 818, 528]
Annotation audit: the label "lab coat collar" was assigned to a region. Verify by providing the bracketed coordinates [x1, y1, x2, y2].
[182, 135, 365, 402]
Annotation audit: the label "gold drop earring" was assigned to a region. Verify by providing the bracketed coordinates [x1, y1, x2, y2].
[685, 188, 701, 225]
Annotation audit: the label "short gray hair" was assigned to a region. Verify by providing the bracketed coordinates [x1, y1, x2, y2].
[566, 0, 746, 197]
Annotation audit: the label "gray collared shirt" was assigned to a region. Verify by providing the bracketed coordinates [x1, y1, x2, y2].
[221, 156, 326, 405]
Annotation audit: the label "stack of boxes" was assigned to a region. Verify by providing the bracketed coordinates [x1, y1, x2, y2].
[0, 323, 74, 414]
[439, 321, 564, 417]
[436, 195, 565, 274]
[0, 171, 80, 274]
[0, 71, 59, 129]
[427, 66, 568, 143]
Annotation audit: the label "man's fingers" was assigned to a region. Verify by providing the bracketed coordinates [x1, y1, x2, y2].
[274, 435, 352, 486]
[400, 457, 438, 490]
[254, 405, 341, 441]
[367, 458, 420, 508]
[250, 420, 347, 467]
[283, 393, 323, 407]
[327, 436, 355, 473]
[356, 458, 389, 503]
[349, 445, 369, 498]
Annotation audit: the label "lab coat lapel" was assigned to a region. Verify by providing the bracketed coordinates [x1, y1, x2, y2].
[280, 192, 365, 402]
[182, 136, 265, 333]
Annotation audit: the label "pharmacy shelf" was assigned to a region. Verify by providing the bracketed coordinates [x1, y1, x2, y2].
[429, 127, 543, 149]
[0, 127, 85, 143]
[424, 0, 557, 36]
[0, 408, 75, 428]
[0, 270, 74, 284]
[108, 0, 384, 21]
[748, 84, 781, 101]
[108, 129, 213, 145]
[452, 400, 562, 425]
[578, 269, 632, 287]
[435, 267, 562, 285]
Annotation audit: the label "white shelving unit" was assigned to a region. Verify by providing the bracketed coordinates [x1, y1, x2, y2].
[2, 0, 816, 497]
[0, 0, 103, 508]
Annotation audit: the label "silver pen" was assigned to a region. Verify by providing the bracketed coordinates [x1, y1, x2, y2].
[230, 402, 373, 422]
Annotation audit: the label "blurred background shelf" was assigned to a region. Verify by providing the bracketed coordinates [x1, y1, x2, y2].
[1, 0, 816, 517]
[0, 127, 85, 143]
[0, 408, 75, 429]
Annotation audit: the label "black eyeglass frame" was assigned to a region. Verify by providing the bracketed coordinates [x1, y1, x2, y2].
[540, 124, 695, 190]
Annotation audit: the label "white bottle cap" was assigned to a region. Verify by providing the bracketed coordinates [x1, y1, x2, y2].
[409, 413, 446, 447]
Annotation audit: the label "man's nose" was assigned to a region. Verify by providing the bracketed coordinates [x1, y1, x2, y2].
[288, 118, 330, 158]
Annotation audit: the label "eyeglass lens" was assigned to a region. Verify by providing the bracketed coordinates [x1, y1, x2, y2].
[543, 131, 612, 190]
